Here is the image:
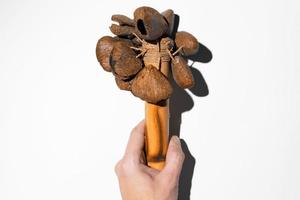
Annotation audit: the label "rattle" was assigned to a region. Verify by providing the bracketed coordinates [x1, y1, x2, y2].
[96, 6, 199, 170]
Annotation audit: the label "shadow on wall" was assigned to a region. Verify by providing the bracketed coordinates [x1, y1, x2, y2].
[169, 14, 213, 200]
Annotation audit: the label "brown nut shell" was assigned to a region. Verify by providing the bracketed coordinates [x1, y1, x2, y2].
[134, 6, 168, 41]
[175, 31, 199, 56]
[172, 56, 194, 89]
[131, 65, 172, 103]
[110, 24, 135, 37]
[161, 9, 175, 36]
[114, 37, 135, 47]
[111, 41, 142, 80]
[115, 77, 132, 91]
[96, 36, 115, 72]
[111, 14, 135, 26]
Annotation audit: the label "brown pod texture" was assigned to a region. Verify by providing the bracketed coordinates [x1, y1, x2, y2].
[96, 36, 115, 72]
[114, 37, 135, 47]
[172, 56, 194, 89]
[161, 9, 175, 36]
[134, 6, 168, 41]
[111, 41, 142, 80]
[131, 65, 172, 103]
[110, 24, 135, 37]
[111, 14, 135, 26]
[175, 31, 199, 56]
[115, 77, 132, 91]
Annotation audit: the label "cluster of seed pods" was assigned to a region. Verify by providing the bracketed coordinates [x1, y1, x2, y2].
[96, 6, 200, 104]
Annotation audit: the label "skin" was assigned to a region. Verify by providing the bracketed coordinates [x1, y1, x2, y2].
[115, 120, 185, 200]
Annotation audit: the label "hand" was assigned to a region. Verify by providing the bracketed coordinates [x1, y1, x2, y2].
[115, 120, 185, 200]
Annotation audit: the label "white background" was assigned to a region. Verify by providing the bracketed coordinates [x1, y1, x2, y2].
[0, 0, 299, 199]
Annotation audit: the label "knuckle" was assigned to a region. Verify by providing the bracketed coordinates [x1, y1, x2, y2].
[114, 157, 135, 176]
[114, 159, 124, 175]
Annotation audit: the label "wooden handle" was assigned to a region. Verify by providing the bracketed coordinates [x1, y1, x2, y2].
[145, 61, 170, 170]
[145, 101, 169, 170]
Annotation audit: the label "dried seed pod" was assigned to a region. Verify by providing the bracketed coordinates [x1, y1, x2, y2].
[111, 14, 135, 27]
[114, 37, 135, 47]
[172, 56, 194, 89]
[115, 77, 132, 91]
[131, 65, 172, 103]
[110, 24, 135, 37]
[161, 9, 175, 36]
[111, 41, 142, 80]
[175, 31, 199, 56]
[96, 36, 115, 72]
[134, 6, 168, 41]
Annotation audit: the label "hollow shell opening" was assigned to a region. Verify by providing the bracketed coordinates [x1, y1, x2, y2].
[137, 19, 147, 35]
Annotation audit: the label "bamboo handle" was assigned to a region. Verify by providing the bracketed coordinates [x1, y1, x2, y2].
[145, 61, 170, 170]
[145, 101, 169, 170]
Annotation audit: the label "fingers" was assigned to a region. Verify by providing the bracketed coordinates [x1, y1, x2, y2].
[161, 136, 185, 181]
[124, 120, 145, 161]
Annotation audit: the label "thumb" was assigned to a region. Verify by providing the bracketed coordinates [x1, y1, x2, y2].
[161, 136, 185, 181]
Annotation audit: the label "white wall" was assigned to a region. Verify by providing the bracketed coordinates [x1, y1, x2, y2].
[0, 0, 299, 199]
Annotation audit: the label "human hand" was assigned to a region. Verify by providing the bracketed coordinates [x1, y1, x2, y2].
[115, 120, 185, 200]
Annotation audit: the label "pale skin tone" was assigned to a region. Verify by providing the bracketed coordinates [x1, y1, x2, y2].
[115, 120, 185, 200]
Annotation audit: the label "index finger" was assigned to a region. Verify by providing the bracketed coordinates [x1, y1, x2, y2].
[124, 120, 145, 161]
